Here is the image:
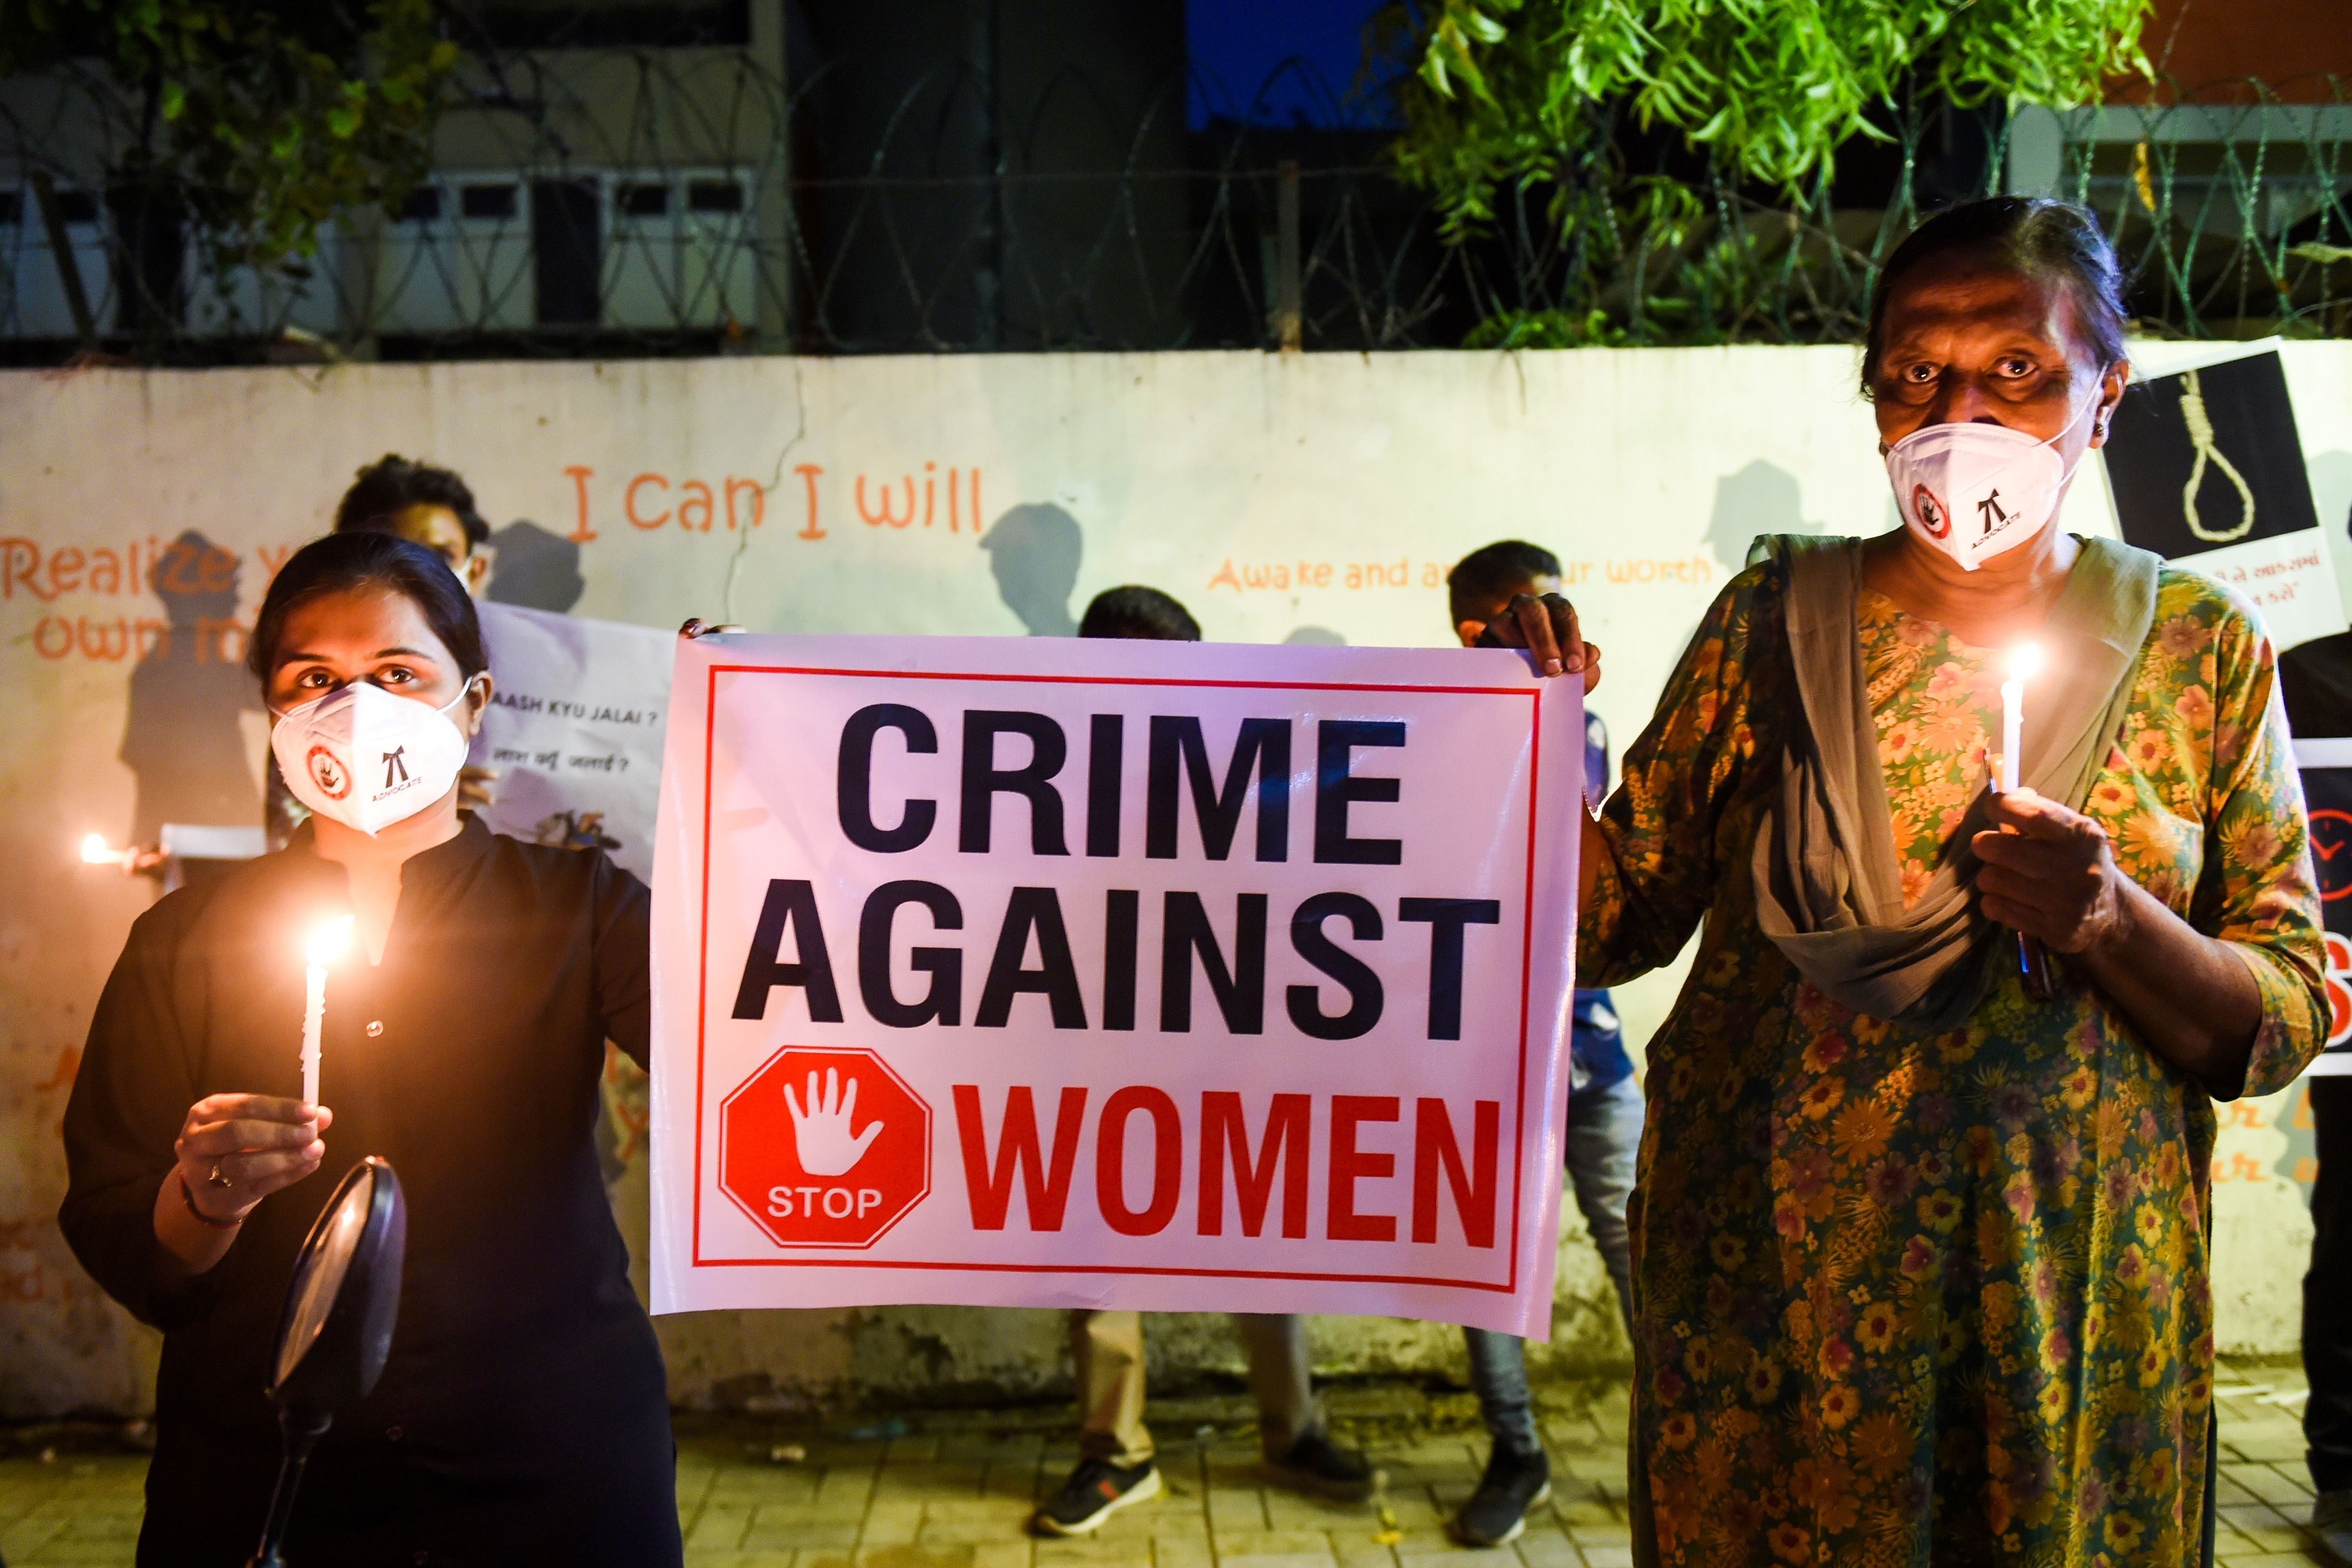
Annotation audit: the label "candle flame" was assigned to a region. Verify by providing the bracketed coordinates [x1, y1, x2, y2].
[2007, 643, 2043, 682]
[80, 833, 117, 864]
[305, 915, 354, 967]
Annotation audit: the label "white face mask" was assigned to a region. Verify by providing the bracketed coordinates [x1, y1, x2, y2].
[1885, 393, 2096, 572]
[270, 679, 477, 836]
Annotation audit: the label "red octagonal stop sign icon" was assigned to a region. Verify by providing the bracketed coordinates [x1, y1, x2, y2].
[718, 1047, 931, 1248]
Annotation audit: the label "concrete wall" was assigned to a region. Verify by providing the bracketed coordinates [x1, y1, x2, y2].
[3, 344, 2347, 1417]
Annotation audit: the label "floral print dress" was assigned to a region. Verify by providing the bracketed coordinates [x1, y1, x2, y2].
[1584, 554, 2327, 1566]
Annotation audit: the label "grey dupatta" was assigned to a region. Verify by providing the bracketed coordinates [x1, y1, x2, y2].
[1749, 533, 2160, 1027]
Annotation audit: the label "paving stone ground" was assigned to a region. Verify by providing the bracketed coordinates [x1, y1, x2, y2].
[0, 1359, 2332, 1566]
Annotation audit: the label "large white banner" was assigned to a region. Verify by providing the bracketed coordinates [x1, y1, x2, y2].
[650, 630, 1583, 1335]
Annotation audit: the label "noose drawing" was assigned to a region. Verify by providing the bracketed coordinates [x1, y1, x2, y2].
[2179, 368, 2256, 543]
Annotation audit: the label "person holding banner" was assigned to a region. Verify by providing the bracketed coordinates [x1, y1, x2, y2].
[1029, 584, 1378, 1538]
[1446, 542, 1642, 1546]
[60, 531, 680, 1567]
[1486, 197, 2328, 1563]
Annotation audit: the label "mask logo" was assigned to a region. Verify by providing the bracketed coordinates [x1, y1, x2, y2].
[1976, 488, 2012, 540]
[308, 745, 352, 800]
[1912, 484, 1950, 539]
[382, 746, 409, 789]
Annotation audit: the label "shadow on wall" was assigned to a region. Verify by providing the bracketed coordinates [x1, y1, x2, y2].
[1703, 460, 1819, 578]
[121, 530, 262, 842]
[487, 520, 586, 614]
[981, 504, 1082, 636]
[1284, 626, 1346, 645]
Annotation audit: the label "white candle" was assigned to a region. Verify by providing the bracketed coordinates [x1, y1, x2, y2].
[1999, 644, 2041, 794]
[301, 917, 352, 1107]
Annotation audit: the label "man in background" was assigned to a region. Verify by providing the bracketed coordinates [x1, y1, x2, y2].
[1444, 540, 1643, 1547]
[335, 453, 495, 594]
[1029, 584, 1379, 1538]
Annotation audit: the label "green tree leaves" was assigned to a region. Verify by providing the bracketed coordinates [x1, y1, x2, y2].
[1383, 0, 2151, 343]
[4, 0, 461, 280]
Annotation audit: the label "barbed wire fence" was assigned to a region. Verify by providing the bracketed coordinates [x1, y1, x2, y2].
[0, 48, 2345, 362]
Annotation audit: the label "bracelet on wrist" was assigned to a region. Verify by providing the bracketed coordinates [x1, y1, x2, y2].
[177, 1170, 242, 1230]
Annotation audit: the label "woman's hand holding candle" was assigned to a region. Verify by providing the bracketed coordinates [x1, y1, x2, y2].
[154, 1093, 332, 1271]
[1973, 785, 2265, 1096]
[1971, 790, 2128, 955]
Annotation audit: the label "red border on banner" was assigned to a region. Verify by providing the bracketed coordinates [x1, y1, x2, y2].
[691, 663, 1550, 1295]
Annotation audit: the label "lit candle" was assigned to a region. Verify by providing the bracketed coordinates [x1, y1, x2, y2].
[301, 917, 353, 1107]
[1999, 643, 2042, 793]
[79, 833, 129, 869]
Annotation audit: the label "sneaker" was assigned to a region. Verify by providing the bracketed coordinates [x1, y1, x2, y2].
[1030, 1457, 1161, 1536]
[2315, 1489, 2352, 1568]
[1451, 1446, 1552, 1547]
[1263, 1430, 1380, 1503]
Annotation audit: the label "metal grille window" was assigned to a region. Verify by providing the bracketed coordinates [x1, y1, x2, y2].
[374, 176, 536, 334]
[0, 50, 2345, 358]
[460, 183, 520, 222]
[0, 183, 113, 340]
[606, 170, 755, 332]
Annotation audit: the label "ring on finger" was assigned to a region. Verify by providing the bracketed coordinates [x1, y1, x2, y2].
[207, 1160, 232, 1189]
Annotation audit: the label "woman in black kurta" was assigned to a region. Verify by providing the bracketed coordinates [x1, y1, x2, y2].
[60, 532, 680, 1567]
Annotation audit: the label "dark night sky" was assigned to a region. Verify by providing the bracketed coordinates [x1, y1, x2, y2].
[1186, 0, 1399, 128]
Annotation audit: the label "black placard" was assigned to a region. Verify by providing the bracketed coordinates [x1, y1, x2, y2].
[2103, 350, 2319, 560]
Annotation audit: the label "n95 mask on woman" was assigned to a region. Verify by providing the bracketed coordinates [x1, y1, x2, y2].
[270, 680, 474, 836]
[1884, 397, 2092, 572]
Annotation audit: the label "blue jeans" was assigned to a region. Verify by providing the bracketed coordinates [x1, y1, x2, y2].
[1463, 1070, 1644, 1458]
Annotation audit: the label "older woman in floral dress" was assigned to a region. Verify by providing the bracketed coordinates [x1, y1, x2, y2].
[1489, 197, 2327, 1565]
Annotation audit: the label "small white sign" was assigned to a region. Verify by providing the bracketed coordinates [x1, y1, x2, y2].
[469, 603, 671, 881]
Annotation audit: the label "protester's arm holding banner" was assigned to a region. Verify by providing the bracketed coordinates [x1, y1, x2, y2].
[1480, 579, 1758, 985]
[1476, 590, 1612, 910]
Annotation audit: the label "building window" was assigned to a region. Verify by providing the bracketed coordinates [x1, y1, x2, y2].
[618, 183, 671, 218]
[460, 184, 519, 222]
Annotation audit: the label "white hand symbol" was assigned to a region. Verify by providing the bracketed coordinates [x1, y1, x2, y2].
[784, 1067, 883, 1177]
